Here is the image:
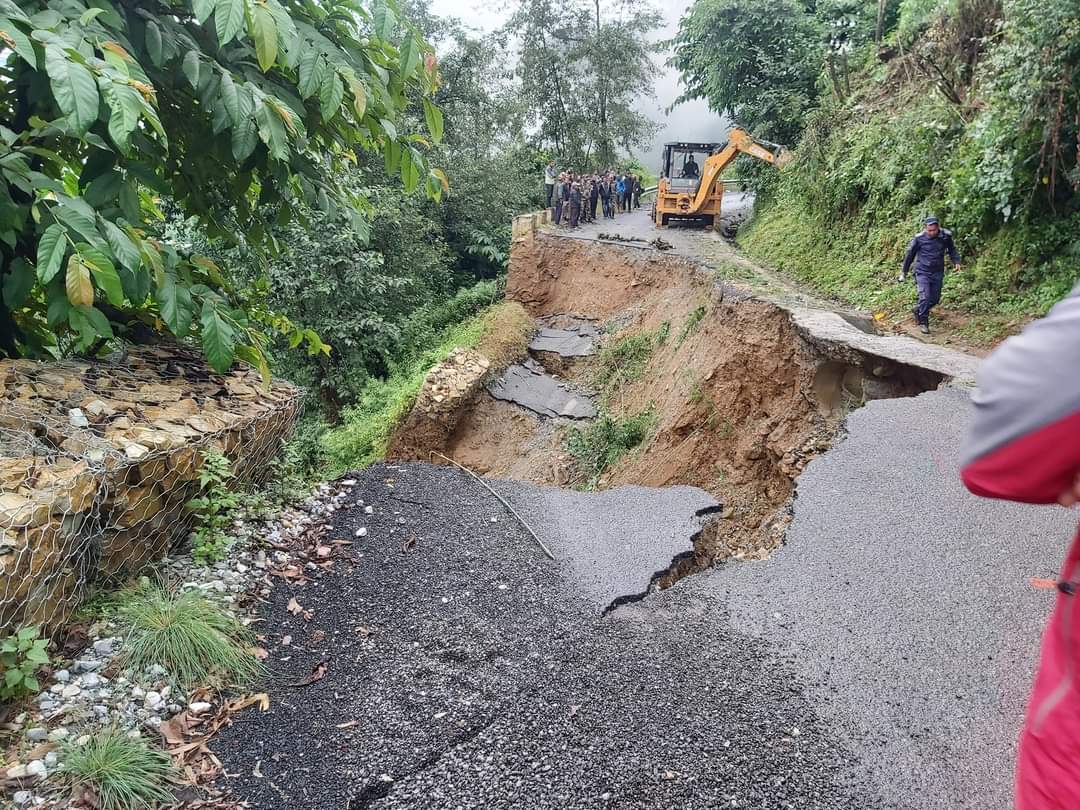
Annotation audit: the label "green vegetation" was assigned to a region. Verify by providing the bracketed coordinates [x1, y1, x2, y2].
[0, 0, 445, 370]
[593, 331, 658, 397]
[565, 409, 657, 489]
[61, 729, 178, 810]
[320, 293, 528, 475]
[187, 451, 240, 565]
[0, 625, 49, 700]
[676, 305, 708, 346]
[672, 0, 1080, 337]
[117, 587, 263, 689]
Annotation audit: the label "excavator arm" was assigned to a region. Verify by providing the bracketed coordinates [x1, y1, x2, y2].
[687, 128, 789, 215]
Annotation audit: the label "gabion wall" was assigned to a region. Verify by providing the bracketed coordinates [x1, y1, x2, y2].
[0, 344, 302, 636]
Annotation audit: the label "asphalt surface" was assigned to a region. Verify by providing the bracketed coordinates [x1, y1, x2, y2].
[216, 463, 886, 809]
[711, 388, 1077, 809]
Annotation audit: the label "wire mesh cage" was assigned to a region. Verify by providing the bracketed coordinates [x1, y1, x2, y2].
[0, 344, 302, 637]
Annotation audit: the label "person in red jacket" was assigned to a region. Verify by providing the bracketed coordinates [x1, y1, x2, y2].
[961, 280, 1080, 809]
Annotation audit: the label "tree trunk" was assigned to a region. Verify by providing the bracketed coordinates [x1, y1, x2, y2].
[875, 0, 887, 44]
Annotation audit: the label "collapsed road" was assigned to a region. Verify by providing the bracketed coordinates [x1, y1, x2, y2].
[216, 203, 1076, 808]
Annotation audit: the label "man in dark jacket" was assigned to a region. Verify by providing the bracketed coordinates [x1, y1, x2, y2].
[568, 182, 582, 228]
[899, 216, 961, 334]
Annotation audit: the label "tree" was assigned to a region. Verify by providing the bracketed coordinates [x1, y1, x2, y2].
[505, 0, 660, 167]
[668, 0, 821, 144]
[0, 0, 446, 372]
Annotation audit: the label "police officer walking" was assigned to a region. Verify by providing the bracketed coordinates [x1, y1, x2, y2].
[899, 216, 961, 334]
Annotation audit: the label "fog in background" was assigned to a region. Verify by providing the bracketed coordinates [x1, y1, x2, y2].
[427, 0, 728, 174]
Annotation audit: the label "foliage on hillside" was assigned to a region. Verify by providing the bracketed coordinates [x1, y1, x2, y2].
[319, 294, 531, 476]
[0, 0, 446, 370]
[673, 0, 1080, 335]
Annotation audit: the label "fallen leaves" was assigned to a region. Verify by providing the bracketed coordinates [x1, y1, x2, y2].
[158, 692, 270, 788]
[286, 597, 303, 615]
[287, 661, 327, 688]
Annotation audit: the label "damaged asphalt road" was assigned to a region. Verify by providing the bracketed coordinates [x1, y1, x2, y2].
[215, 462, 884, 809]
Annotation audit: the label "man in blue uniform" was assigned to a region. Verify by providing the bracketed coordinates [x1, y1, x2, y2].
[899, 216, 962, 334]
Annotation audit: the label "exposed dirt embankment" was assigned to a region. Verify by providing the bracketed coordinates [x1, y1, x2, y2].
[386, 302, 533, 463]
[474, 231, 948, 566]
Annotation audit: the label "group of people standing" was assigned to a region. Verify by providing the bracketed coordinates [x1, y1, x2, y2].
[544, 161, 643, 229]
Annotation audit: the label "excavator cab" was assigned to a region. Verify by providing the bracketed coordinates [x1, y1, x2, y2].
[653, 129, 789, 230]
[661, 142, 719, 195]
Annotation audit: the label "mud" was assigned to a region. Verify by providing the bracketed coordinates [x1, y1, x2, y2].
[398, 228, 954, 580]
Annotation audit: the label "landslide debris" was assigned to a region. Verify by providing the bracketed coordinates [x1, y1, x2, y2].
[398, 230, 951, 582]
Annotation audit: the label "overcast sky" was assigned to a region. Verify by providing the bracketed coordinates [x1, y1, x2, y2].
[426, 0, 728, 170]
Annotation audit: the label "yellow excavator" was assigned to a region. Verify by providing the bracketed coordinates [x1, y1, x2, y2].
[652, 128, 791, 229]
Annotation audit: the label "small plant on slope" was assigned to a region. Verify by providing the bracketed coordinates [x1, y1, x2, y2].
[0, 625, 49, 701]
[187, 450, 240, 565]
[676, 305, 707, 346]
[565, 409, 657, 489]
[117, 587, 263, 690]
[61, 728, 178, 810]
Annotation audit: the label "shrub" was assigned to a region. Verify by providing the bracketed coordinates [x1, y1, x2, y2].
[61, 729, 178, 810]
[565, 409, 657, 488]
[0, 626, 48, 701]
[187, 451, 240, 565]
[593, 330, 660, 396]
[117, 588, 263, 689]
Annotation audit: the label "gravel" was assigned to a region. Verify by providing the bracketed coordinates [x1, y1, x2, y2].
[709, 388, 1078, 809]
[215, 462, 884, 809]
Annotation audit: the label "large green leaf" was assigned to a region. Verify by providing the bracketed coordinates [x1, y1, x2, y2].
[102, 81, 141, 152]
[77, 244, 124, 306]
[423, 97, 443, 143]
[36, 223, 66, 283]
[399, 35, 420, 77]
[200, 299, 237, 372]
[193, 0, 216, 24]
[400, 146, 419, 192]
[214, 0, 245, 45]
[101, 219, 140, 270]
[297, 49, 325, 99]
[218, 70, 242, 125]
[145, 21, 164, 66]
[319, 71, 344, 121]
[65, 255, 94, 307]
[158, 273, 193, 336]
[251, 3, 278, 72]
[255, 99, 289, 160]
[45, 46, 100, 134]
[0, 17, 37, 67]
[372, 0, 396, 40]
[182, 50, 201, 89]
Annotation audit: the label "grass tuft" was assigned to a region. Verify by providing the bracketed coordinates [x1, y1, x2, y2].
[118, 587, 264, 689]
[593, 327, 667, 398]
[676, 305, 707, 346]
[565, 408, 656, 489]
[61, 729, 178, 810]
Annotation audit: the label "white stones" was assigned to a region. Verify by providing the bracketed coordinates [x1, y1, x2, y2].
[355, 527, 367, 537]
[131, 686, 146, 700]
[47, 728, 70, 742]
[72, 659, 100, 674]
[60, 684, 81, 699]
[53, 669, 70, 683]
[189, 701, 213, 715]
[92, 638, 115, 656]
[364, 505, 374, 515]
[144, 691, 164, 711]
[81, 673, 101, 689]
[67, 408, 89, 428]
[25, 760, 47, 778]
[25, 727, 47, 742]
[13, 790, 31, 805]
